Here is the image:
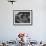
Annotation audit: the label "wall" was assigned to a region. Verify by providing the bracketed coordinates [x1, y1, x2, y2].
[0, 0, 46, 42]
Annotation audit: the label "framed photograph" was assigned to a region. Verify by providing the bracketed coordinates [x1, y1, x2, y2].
[13, 10, 33, 25]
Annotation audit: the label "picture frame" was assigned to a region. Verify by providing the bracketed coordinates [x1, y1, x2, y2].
[13, 10, 33, 26]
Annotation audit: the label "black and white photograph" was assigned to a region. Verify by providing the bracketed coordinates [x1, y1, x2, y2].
[0, 0, 46, 46]
[13, 10, 32, 25]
